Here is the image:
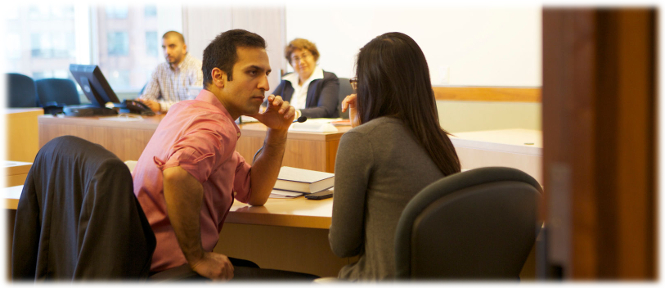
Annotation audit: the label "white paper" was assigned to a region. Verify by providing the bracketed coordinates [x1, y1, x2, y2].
[289, 122, 338, 132]
[277, 166, 334, 183]
[269, 189, 305, 198]
[98, 115, 144, 122]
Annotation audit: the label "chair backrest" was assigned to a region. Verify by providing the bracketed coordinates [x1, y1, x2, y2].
[12, 136, 155, 280]
[6, 73, 38, 108]
[35, 78, 81, 106]
[337, 77, 353, 119]
[394, 166, 542, 280]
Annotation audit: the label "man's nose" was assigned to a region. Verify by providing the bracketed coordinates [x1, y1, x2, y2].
[258, 75, 270, 91]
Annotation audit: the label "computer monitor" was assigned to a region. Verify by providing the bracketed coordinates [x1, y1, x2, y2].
[69, 64, 120, 107]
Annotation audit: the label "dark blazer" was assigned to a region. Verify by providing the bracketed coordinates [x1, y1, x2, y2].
[12, 136, 155, 280]
[271, 71, 340, 118]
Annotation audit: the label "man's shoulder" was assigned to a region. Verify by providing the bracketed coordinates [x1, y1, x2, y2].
[153, 62, 171, 73]
[184, 54, 202, 68]
[170, 101, 232, 125]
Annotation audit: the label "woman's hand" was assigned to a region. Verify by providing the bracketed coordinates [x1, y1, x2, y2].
[342, 94, 360, 128]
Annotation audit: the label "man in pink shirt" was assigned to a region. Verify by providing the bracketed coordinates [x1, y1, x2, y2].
[133, 29, 302, 280]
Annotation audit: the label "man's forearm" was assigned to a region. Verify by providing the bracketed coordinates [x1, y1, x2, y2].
[163, 166, 205, 265]
[249, 128, 288, 205]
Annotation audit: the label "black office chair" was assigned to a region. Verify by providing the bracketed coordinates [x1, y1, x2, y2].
[6, 73, 38, 108]
[11, 136, 199, 281]
[394, 167, 542, 280]
[337, 77, 353, 119]
[35, 78, 81, 107]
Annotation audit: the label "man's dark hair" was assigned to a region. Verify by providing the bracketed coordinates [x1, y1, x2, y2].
[202, 29, 266, 86]
[162, 31, 185, 44]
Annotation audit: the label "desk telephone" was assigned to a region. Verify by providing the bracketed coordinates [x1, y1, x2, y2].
[121, 100, 155, 116]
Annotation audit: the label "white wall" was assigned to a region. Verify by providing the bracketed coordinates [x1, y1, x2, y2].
[286, 5, 542, 132]
[182, 6, 285, 93]
[285, 6, 541, 87]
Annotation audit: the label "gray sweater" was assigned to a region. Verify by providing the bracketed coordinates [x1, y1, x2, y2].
[329, 117, 445, 281]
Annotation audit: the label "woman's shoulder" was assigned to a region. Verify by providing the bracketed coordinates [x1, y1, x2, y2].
[321, 70, 339, 80]
[346, 117, 405, 137]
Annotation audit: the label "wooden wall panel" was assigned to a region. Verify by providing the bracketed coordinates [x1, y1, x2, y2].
[433, 86, 541, 102]
[542, 8, 656, 280]
[5, 109, 43, 162]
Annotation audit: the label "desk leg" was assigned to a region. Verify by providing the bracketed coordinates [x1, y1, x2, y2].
[214, 223, 348, 277]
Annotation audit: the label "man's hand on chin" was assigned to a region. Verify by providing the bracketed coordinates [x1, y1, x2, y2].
[251, 95, 295, 130]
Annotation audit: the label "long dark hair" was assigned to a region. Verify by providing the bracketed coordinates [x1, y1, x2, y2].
[355, 32, 460, 176]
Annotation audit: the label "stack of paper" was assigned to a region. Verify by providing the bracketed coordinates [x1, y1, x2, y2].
[269, 166, 335, 198]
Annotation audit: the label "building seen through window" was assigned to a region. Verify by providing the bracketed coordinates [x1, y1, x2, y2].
[96, 5, 161, 93]
[5, 5, 77, 84]
[4, 4, 163, 100]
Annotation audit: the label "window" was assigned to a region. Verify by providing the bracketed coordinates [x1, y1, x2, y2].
[6, 5, 77, 79]
[6, 33, 21, 59]
[107, 31, 129, 56]
[145, 5, 157, 17]
[5, 4, 167, 93]
[146, 31, 159, 57]
[97, 5, 162, 91]
[105, 69, 131, 89]
[28, 5, 74, 20]
[32, 70, 70, 80]
[31, 32, 75, 58]
[105, 5, 128, 19]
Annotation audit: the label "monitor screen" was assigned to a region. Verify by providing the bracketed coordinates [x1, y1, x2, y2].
[69, 64, 120, 107]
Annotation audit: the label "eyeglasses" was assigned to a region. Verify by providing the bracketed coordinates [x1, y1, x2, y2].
[349, 78, 358, 91]
[291, 53, 312, 63]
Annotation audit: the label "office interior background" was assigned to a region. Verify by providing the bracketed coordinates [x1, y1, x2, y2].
[1, 1, 659, 281]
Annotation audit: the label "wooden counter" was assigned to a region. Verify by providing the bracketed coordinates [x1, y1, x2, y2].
[38, 115, 351, 172]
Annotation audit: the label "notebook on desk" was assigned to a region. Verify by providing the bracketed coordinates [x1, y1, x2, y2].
[273, 166, 334, 194]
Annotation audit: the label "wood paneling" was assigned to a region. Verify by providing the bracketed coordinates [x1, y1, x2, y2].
[542, 8, 656, 280]
[433, 86, 541, 102]
[38, 116, 348, 172]
[5, 108, 43, 162]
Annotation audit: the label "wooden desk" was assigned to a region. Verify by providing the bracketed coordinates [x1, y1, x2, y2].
[5, 108, 43, 162]
[451, 129, 542, 184]
[213, 196, 349, 277]
[38, 115, 350, 172]
[3, 161, 32, 188]
[4, 183, 345, 277]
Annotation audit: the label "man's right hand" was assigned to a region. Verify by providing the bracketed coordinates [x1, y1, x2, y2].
[189, 252, 234, 281]
[137, 98, 161, 112]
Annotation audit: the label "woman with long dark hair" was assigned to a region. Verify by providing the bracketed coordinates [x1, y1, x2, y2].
[328, 32, 461, 281]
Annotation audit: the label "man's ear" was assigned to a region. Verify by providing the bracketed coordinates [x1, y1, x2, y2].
[182, 43, 187, 54]
[211, 68, 226, 88]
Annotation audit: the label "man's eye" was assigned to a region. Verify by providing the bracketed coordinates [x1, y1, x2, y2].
[248, 70, 257, 76]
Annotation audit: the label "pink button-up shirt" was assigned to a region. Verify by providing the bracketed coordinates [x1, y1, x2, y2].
[133, 89, 252, 272]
